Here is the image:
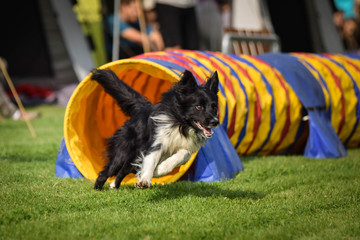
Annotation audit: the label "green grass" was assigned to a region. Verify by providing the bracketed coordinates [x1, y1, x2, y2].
[0, 105, 359, 240]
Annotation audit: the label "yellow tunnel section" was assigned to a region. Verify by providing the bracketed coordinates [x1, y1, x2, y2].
[64, 58, 197, 184]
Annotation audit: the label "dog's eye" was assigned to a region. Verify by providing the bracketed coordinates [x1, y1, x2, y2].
[195, 105, 203, 111]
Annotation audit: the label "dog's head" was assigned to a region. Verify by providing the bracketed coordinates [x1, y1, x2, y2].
[171, 70, 220, 138]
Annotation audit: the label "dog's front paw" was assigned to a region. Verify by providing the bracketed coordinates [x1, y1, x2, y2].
[135, 180, 150, 189]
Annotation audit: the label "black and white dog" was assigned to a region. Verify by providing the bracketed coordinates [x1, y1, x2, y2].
[91, 69, 219, 190]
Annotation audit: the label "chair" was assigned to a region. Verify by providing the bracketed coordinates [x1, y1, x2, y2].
[221, 28, 281, 55]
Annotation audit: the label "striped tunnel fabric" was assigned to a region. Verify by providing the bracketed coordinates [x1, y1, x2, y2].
[55, 51, 360, 184]
[134, 51, 304, 156]
[292, 53, 360, 148]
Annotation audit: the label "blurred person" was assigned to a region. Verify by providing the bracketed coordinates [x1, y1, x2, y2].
[333, 10, 345, 33]
[0, 84, 39, 120]
[107, 0, 164, 59]
[333, 0, 356, 18]
[354, 0, 360, 44]
[143, 0, 158, 28]
[355, 0, 360, 18]
[0, 70, 40, 121]
[143, 0, 162, 39]
[155, 0, 200, 50]
[342, 18, 359, 52]
[196, 0, 230, 51]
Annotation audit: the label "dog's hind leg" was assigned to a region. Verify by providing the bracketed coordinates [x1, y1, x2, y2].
[111, 161, 133, 189]
[94, 155, 124, 190]
[94, 166, 110, 190]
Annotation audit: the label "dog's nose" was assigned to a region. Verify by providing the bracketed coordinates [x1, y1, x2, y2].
[209, 117, 219, 127]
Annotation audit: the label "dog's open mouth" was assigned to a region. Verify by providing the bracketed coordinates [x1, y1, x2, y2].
[194, 121, 213, 138]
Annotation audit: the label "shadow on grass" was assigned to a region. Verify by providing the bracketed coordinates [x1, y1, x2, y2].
[240, 154, 305, 163]
[239, 155, 260, 163]
[148, 181, 266, 202]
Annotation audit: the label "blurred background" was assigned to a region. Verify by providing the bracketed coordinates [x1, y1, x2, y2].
[0, 0, 359, 108]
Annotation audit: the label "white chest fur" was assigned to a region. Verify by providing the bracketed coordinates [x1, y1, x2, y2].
[151, 114, 205, 157]
[133, 114, 206, 183]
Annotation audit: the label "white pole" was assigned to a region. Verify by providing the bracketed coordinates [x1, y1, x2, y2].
[112, 0, 120, 61]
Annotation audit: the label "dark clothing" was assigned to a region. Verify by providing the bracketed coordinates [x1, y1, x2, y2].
[156, 3, 200, 50]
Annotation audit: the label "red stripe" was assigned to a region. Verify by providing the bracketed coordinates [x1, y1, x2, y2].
[134, 53, 204, 84]
[167, 52, 210, 84]
[181, 51, 237, 137]
[139, 51, 237, 138]
[296, 53, 346, 135]
[130, 71, 143, 88]
[269, 70, 291, 154]
[249, 57, 292, 154]
[140, 74, 151, 96]
[220, 54, 262, 153]
[118, 70, 128, 80]
[321, 53, 333, 58]
[336, 55, 360, 73]
[311, 54, 345, 135]
[153, 78, 166, 103]
[323, 65, 346, 135]
[181, 50, 236, 96]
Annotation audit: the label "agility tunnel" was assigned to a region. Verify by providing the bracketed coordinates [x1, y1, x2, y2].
[55, 50, 360, 184]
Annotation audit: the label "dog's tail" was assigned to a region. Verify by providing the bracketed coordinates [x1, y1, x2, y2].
[91, 69, 149, 116]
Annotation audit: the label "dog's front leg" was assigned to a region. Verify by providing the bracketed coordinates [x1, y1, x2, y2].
[153, 149, 191, 177]
[135, 150, 162, 188]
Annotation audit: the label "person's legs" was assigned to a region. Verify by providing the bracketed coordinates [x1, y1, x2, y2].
[119, 43, 144, 59]
[196, 0, 222, 51]
[0, 59, 39, 120]
[181, 7, 200, 50]
[156, 4, 182, 49]
[0, 83, 17, 118]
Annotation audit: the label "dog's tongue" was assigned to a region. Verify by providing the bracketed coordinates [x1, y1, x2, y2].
[202, 127, 213, 138]
[195, 121, 213, 138]
[203, 128, 211, 135]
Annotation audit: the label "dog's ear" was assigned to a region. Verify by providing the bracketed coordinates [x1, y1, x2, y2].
[176, 70, 198, 95]
[178, 70, 198, 88]
[205, 71, 219, 94]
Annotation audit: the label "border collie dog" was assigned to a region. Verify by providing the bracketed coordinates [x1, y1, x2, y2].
[91, 69, 219, 190]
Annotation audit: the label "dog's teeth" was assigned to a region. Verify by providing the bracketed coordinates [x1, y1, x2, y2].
[194, 121, 213, 138]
